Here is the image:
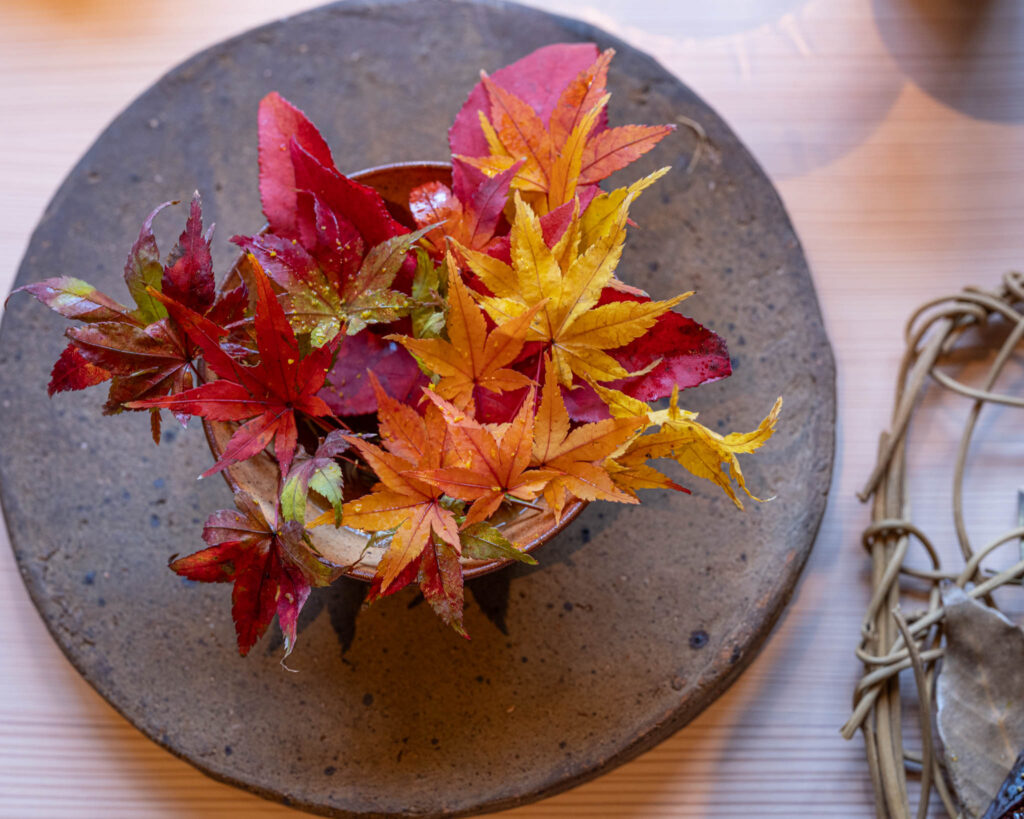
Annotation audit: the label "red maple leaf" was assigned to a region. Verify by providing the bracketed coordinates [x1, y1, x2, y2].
[253, 92, 410, 280]
[450, 43, 603, 158]
[13, 195, 245, 440]
[257, 91, 337, 240]
[128, 260, 337, 477]
[171, 490, 336, 656]
[239, 92, 430, 416]
[317, 328, 428, 417]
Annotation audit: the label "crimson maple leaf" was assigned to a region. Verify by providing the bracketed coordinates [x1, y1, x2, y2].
[257, 92, 407, 247]
[253, 92, 411, 284]
[128, 260, 337, 477]
[171, 490, 336, 656]
[317, 327, 428, 416]
[13, 194, 246, 440]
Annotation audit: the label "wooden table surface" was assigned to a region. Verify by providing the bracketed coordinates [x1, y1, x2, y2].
[2, 1, 1023, 816]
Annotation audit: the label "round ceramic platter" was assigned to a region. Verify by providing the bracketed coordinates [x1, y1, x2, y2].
[0, 1, 835, 816]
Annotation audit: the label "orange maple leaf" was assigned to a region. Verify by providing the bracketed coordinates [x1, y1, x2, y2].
[531, 358, 645, 521]
[458, 49, 675, 215]
[414, 389, 557, 528]
[315, 375, 467, 632]
[390, 253, 542, 409]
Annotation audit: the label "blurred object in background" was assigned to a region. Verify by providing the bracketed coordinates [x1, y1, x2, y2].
[873, 0, 1024, 123]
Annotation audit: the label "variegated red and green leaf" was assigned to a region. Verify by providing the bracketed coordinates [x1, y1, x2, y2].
[171, 489, 335, 656]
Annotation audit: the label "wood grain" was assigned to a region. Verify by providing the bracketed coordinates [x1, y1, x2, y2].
[1, 0, 1022, 816]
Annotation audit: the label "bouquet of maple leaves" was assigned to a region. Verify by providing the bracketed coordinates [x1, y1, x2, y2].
[15, 44, 780, 657]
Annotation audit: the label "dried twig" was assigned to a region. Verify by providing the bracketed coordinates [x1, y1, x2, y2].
[845, 271, 1024, 818]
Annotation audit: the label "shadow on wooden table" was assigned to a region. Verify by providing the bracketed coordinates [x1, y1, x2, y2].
[872, 0, 1024, 122]
[619, 0, 906, 180]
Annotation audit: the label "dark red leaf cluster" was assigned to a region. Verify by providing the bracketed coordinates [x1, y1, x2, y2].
[128, 263, 337, 478]
[235, 92, 425, 413]
[15, 194, 246, 441]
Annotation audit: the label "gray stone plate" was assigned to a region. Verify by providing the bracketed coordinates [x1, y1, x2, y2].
[0, 1, 835, 816]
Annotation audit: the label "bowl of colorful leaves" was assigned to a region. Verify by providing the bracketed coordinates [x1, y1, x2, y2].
[13, 43, 781, 658]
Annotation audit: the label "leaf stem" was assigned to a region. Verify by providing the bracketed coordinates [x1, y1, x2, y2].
[505, 495, 542, 511]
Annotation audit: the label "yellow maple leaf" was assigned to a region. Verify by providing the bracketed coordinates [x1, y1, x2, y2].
[389, 252, 541, 409]
[583, 377, 651, 422]
[460, 191, 688, 388]
[582, 378, 692, 497]
[616, 391, 783, 508]
[579, 167, 669, 251]
[605, 457, 687, 498]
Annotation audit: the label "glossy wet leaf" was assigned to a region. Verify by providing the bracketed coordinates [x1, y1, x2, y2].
[123, 201, 173, 324]
[47, 343, 111, 396]
[162, 192, 215, 314]
[318, 328, 427, 417]
[257, 91, 336, 239]
[409, 158, 523, 257]
[409, 248, 445, 339]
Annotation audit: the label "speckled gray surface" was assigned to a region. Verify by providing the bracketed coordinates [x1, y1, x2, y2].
[0, 1, 835, 816]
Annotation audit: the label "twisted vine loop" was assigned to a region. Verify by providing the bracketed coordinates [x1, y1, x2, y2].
[844, 271, 1024, 819]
